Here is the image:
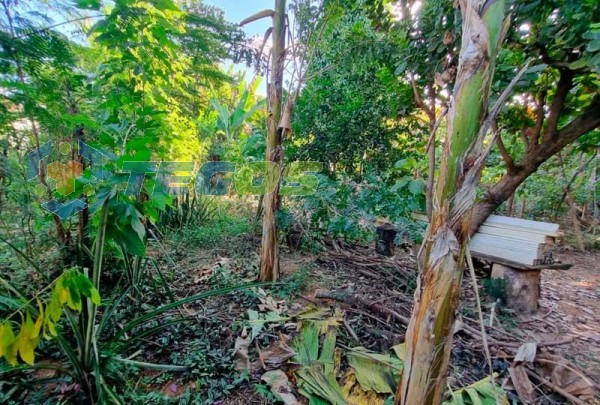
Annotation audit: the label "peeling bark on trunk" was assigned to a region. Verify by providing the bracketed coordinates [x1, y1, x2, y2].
[259, 0, 286, 282]
[396, 1, 505, 403]
[426, 140, 435, 219]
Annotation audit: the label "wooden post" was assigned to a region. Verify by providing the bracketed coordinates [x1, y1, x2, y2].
[376, 224, 397, 256]
[491, 263, 540, 313]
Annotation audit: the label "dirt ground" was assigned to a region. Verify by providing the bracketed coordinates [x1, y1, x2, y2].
[531, 250, 600, 384]
[276, 245, 600, 403]
[166, 236, 600, 404]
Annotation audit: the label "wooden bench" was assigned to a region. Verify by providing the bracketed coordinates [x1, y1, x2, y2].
[411, 213, 572, 313]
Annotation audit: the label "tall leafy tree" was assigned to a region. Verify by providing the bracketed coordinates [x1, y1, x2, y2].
[291, 2, 415, 175]
[369, 0, 600, 230]
[0, 0, 89, 247]
[470, 0, 600, 232]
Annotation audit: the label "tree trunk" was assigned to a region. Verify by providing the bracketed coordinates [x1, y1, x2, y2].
[426, 138, 435, 219]
[425, 87, 437, 220]
[259, 0, 286, 282]
[519, 193, 527, 218]
[505, 192, 514, 216]
[558, 153, 586, 251]
[396, 1, 505, 404]
[66, 90, 90, 251]
[565, 190, 585, 251]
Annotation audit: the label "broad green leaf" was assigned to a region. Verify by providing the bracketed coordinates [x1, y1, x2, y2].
[346, 347, 403, 394]
[391, 343, 406, 361]
[408, 179, 425, 196]
[0, 322, 15, 360]
[15, 315, 39, 365]
[465, 388, 483, 405]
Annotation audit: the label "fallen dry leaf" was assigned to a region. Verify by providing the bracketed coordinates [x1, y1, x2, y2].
[508, 365, 536, 404]
[535, 351, 595, 401]
[260, 337, 296, 369]
[514, 342, 537, 363]
[261, 370, 299, 405]
[233, 336, 251, 372]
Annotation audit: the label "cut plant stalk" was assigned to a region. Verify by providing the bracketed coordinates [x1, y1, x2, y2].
[256, 0, 287, 282]
[396, 0, 507, 403]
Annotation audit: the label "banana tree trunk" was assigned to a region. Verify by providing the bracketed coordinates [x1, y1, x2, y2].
[259, 0, 286, 282]
[396, 1, 505, 404]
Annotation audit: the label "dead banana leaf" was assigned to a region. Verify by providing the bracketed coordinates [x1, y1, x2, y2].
[261, 337, 296, 369]
[239, 9, 275, 26]
[262, 370, 300, 405]
[508, 365, 536, 404]
[514, 342, 537, 363]
[233, 335, 251, 372]
[535, 352, 595, 401]
[341, 371, 387, 405]
[346, 347, 403, 394]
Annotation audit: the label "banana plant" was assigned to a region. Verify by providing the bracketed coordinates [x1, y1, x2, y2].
[210, 89, 267, 142]
[241, 1, 287, 282]
[396, 0, 510, 403]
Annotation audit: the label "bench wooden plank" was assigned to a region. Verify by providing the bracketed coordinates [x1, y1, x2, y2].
[470, 251, 572, 271]
[484, 215, 560, 237]
[470, 233, 544, 265]
[412, 212, 564, 268]
[476, 225, 549, 243]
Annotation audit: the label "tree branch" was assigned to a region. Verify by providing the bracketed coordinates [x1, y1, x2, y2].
[532, 88, 547, 145]
[543, 69, 574, 142]
[555, 152, 596, 212]
[493, 120, 515, 172]
[471, 94, 600, 235]
[410, 77, 433, 119]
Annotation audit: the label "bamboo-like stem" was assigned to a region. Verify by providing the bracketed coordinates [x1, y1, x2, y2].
[83, 201, 109, 370]
[396, 1, 506, 403]
[259, 0, 286, 282]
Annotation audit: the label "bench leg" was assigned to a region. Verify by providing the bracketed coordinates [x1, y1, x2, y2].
[491, 263, 540, 314]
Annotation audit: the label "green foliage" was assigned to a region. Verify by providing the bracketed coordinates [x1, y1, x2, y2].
[290, 0, 415, 174]
[202, 73, 267, 163]
[0, 0, 598, 402]
[443, 375, 508, 405]
[272, 264, 313, 300]
[159, 192, 218, 231]
[176, 207, 252, 248]
[210, 87, 266, 142]
[0, 269, 100, 366]
[284, 172, 425, 247]
[483, 278, 506, 304]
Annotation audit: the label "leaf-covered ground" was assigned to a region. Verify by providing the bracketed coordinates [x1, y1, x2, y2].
[136, 229, 600, 404]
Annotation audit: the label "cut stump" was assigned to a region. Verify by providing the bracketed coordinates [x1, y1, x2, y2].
[491, 263, 540, 313]
[376, 224, 397, 257]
